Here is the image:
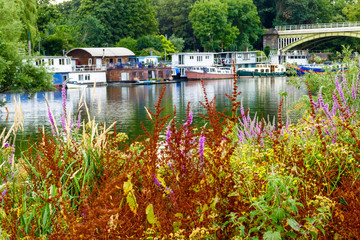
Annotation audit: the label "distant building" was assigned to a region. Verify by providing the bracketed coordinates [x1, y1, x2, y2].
[66, 47, 136, 69]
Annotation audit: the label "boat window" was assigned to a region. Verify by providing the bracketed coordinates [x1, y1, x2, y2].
[79, 74, 84, 81]
[255, 69, 258, 72]
[210, 68, 215, 72]
[243, 53, 250, 60]
[85, 74, 90, 80]
[261, 69, 264, 73]
[49, 59, 54, 65]
[190, 56, 194, 60]
[266, 69, 269, 72]
[205, 56, 210, 59]
[88, 58, 92, 66]
[66, 59, 71, 65]
[59, 59, 65, 65]
[179, 55, 184, 65]
[197, 56, 203, 61]
[237, 54, 242, 58]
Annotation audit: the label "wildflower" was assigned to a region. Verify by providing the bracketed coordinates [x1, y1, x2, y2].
[184, 110, 193, 127]
[76, 112, 81, 131]
[335, 76, 346, 105]
[47, 106, 56, 136]
[166, 123, 171, 145]
[153, 174, 162, 188]
[1, 188, 7, 197]
[2, 142, 9, 148]
[199, 135, 206, 159]
[351, 85, 357, 99]
[61, 83, 67, 132]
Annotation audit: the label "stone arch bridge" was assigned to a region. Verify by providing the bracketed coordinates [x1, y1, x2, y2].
[263, 22, 360, 50]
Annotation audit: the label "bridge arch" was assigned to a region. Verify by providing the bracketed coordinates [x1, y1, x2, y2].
[282, 32, 360, 50]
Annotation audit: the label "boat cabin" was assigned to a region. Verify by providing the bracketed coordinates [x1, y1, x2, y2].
[171, 52, 216, 77]
[66, 47, 135, 70]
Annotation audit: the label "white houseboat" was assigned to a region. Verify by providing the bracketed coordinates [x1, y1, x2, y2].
[171, 52, 234, 80]
[217, 51, 286, 77]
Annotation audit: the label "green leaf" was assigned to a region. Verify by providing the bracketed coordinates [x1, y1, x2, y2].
[126, 192, 138, 214]
[271, 208, 286, 222]
[174, 213, 183, 219]
[123, 176, 133, 195]
[286, 232, 297, 238]
[263, 230, 282, 240]
[146, 204, 157, 225]
[287, 218, 301, 231]
[210, 195, 219, 210]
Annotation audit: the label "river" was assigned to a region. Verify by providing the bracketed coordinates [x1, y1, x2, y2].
[0, 77, 307, 153]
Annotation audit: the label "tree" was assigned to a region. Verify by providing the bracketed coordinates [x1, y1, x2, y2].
[137, 35, 162, 52]
[169, 34, 185, 52]
[158, 35, 177, 59]
[79, 0, 158, 44]
[273, 0, 337, 26]
[77, 15, 105, 47]
[156, 0, 198, 51]
[189, 0, 239, 52]
[225, 0, 263, 50]
[115, 37, 138, 54]
[37, 0, 61, 32]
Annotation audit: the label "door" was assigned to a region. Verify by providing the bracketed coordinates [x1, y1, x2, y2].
[96, 59, 102, 69]
[121, 72, 129, 81]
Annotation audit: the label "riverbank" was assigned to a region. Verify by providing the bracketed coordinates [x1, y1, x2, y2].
[0, 63, 360, 238]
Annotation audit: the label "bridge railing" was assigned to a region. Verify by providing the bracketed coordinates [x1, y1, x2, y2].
[275, 21, 360, 31]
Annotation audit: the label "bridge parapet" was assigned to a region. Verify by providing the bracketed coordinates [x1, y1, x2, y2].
[276, 21, 360, 31]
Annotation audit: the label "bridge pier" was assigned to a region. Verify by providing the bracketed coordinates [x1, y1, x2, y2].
[263, 28, 279, 50]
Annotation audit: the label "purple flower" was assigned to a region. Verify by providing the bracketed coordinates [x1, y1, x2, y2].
[184, 110, 193, 127]
[166, 123, 171, 145]
[199, 135, 206, 159]
[335, 76, 346, 105]
[1, 188, 7, 197]
[76, 113, 82, 131]
[351, 85, 357, 99]
[2, 142, 9, 148]
[47, 106, 55, 127]
[153, 174, 162, 188]
[61, 83, 67, 132]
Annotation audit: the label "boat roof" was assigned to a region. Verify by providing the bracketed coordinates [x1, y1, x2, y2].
[67, 47, 135, 57]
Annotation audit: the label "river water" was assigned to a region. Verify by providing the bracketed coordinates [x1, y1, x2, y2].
[0, 77, 307, 152]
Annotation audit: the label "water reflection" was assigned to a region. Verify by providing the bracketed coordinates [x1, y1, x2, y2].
[0, 77, 307, 151]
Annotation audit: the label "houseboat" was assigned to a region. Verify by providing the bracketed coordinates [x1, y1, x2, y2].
[33, 56, 73, 87]
[171, 52, 218, 79]
[185, 66, 233, 80]
[213, 51, 286, 77]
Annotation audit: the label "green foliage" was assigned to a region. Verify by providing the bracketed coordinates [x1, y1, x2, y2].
[115, 37, 138, 54]
[137, 35, 163, 52]
[225, 0, 263, 50]
[264, 45, 271, 57]
[138, 48, 162, 57]
[79, 0, 158, 45]
[158, 35, 178, 59]
[190, 0, 239, 51]
[0, 40, 53, 93]
[156, 0, 198, 51]
[169, 34, 185, 52]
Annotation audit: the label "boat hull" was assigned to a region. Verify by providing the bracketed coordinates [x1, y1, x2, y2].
[291, 65, 347, 76]
[186, 71, 234, 80]
[237, 70, 286, 77]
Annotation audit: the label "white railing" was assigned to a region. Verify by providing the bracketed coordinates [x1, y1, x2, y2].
[275, 21, 360, 31]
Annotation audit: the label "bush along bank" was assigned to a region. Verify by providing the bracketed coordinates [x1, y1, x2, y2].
[0, 61, 360, 239]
